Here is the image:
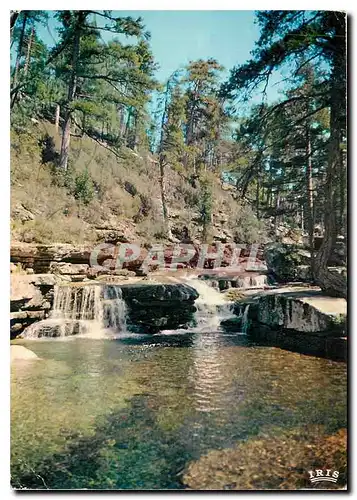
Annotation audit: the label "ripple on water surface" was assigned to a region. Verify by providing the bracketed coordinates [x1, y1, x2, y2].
[11, 333, 347, 490]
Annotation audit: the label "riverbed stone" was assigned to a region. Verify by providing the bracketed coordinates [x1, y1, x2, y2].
[49, 262, 89, 275]
[11, 345, 39, 362]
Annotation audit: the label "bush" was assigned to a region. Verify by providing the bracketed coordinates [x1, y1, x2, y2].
[11, 217, 96, 245]
[73, 169, 95, 205]
[229, 205, 268, 245]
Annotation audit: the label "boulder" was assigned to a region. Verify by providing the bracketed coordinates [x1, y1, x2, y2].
[49, 262, 89, 275]
[119, 283, 199, 334]
[10, 273, 60, 337]
[11, 345, 39, 362]
[95, 229, 129, 244]
[11, 204, 35, 222]
[119, 283, 198, 305]
[22, 319, 87, 338]
[264, 243, 312, 283]
[244, 289, 346, 334]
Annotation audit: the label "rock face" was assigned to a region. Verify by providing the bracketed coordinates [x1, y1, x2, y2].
[198, 270, 269, 291]
[120, 283, 198, 333]
[265, 240, 347, 284]
[12, 280, 199, 338]
[11, 345, 39, 362]
[252, 292, 346, 333]
[264, 243, 311, 283]
[10, 274, 58, 337]
[11, 242, 266, 276]
[233, 288, 347, 360]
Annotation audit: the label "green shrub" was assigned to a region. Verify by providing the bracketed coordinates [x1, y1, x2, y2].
[229, 205, 268, 244]
[73, 169, 95, 205]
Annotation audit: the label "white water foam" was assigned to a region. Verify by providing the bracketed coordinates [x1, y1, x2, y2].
[23, 284, 127, 339]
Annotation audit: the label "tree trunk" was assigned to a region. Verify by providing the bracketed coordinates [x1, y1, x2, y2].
[11, 12, 28, 108]
[10, 11, 20, 36]
[159, 156, 172, 239]
[301, 204, 304, 232]
[55, 104, 60, 131]
[12, 12, 27, 87]
[312, 17, 346, 298]
[24, 23, 35, 76]
[119, 104, 126, 139]
[256, 169, 260, 217]
[339, 146, 346, 231]
[305, 125, 314, 256]
[158, 79, 173, 239]
[124, 109, 132, 146]
[59, 13, 83, 170]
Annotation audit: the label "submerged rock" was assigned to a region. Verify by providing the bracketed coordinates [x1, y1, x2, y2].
[11, 345, 39, 362]
[183, 426, 347, 490]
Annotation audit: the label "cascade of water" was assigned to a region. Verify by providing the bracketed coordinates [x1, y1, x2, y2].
[102, 285, 127, 332]
[186, 279, 235, 332]
[22, 284, 127, 338]
[241, 304, 250, 334]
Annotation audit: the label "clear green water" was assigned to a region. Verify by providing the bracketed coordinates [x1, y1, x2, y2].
[11, 333, 347, 490]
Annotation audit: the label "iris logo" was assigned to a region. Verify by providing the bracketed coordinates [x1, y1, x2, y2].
[308, 469, 339, 484]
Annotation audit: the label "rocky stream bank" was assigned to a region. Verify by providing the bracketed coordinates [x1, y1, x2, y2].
[10, 241, 347, 361]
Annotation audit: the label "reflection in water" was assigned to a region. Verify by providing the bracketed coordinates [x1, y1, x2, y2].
[11, 334, 347, 490]
[191, 334, 235, 416]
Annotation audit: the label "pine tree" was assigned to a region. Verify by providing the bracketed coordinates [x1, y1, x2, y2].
[49, 11, 157, 169]
[221, 11, 346, 297]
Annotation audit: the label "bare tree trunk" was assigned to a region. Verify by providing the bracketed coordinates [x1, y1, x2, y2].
[59, 13, 83, 170]
[339, 147, 346, 231]
[55, 104, 60, 131]
[124, 109, 132, 146]
[274, 191, 280, 236]
[11, 12, 28, 108]
[12, 12, 27, 87]
[301, 204, 304, 232]
[159, 156, 172, 238]
[24, 23, 35, 76]
[256, 169, 260, 217]
[305, 125, 314, 256]
[158, 79, 173, 239]
[119, 104, 126, 138]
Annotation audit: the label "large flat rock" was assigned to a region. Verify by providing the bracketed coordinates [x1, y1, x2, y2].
[240, 287, 346, 334]
[11, 345, 39, 362]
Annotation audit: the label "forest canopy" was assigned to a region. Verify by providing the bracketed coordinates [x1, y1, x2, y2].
[10, 10, 347, 297]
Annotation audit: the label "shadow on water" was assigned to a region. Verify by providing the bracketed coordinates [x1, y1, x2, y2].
[11, 396, 191, 490]
[11, 333, 347, 491]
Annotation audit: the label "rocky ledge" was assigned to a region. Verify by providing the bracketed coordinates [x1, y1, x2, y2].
[11, 275, 199, 337]
[234, 287, 347, 360]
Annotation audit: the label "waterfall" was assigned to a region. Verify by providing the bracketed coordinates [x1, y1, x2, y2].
[22, 284, 127, 338]
[186, 279, 235, 332]
[241, 304, 250, 334]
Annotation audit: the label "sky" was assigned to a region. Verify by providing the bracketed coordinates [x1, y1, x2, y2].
[117, 11, 260, 82]
[38, 10, 282, 106]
